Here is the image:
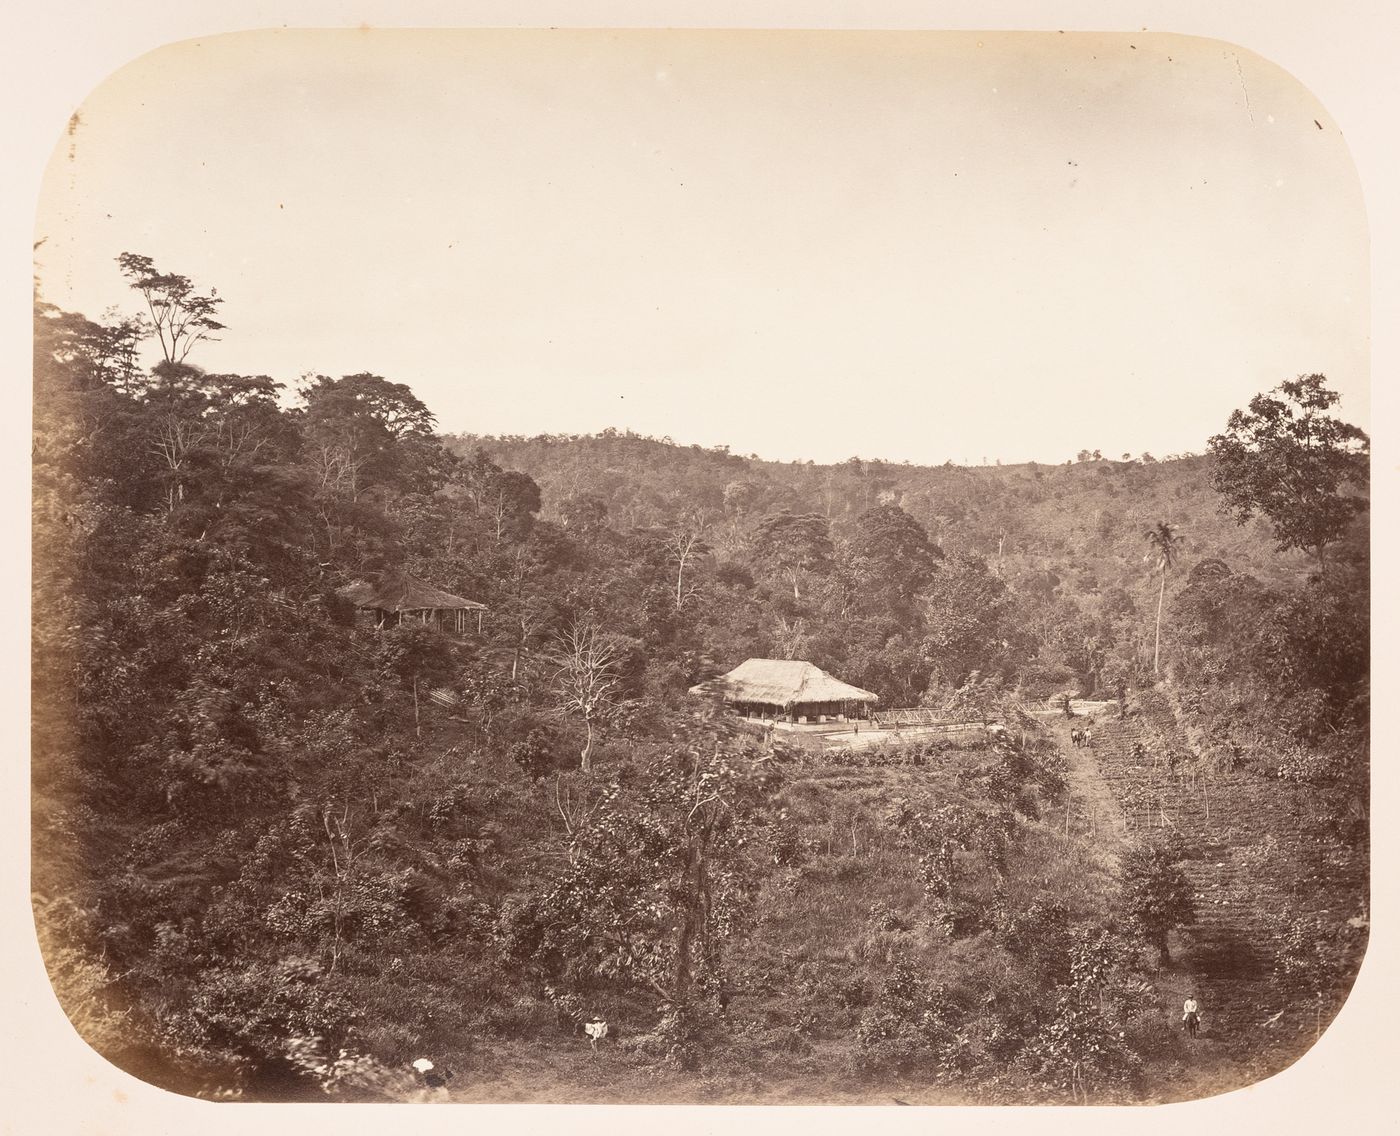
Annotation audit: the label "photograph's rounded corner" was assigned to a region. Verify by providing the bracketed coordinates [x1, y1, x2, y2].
[21, 913, 211, 1105]
[36, 25, 306, 175]
[1185, 922, 1372, 1107]
[1158, 28, 1366, 191]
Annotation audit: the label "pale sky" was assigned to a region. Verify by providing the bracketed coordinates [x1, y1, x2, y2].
[35, 29, 1369, 465]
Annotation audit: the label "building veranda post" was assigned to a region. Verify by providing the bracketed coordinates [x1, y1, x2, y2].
[689, 658, 878, 727]
[339, 572, 487, 634]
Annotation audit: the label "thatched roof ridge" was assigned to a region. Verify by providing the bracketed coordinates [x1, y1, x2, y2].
[689, 658, 878, 706]
[340, 573, 487, 613]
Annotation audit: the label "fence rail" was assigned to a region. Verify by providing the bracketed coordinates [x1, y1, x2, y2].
[871, 707, 946, 728]
[868, 710, 993, 733]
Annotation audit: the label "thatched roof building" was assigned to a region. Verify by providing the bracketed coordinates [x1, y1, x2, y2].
[340, 573, 486, 634]
[689, 658, 878, 723]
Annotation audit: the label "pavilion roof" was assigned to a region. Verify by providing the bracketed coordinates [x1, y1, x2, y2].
[688, 658, 878, 707]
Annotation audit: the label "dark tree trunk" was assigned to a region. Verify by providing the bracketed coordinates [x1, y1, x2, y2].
[673, 841, 701, 1005]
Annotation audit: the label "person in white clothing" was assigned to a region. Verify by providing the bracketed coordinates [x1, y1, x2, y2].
[1183, 995, 1201, 1039]
[584, 1017, 609, 1051]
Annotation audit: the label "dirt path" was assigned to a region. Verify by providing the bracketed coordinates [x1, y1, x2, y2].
[1047, 715, 1130, 860]
[1046, 710, 1257, 1097]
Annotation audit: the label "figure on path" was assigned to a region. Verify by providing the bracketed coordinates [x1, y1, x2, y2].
[1182, 994, 1201, 1039]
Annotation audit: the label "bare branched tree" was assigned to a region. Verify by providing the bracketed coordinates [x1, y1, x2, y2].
[664, 510, 709, 609]
[147, 412, 208, 512]
[548, 621, 620, 772]
[319, 804, 366, 975]
[773, 615, 808, 660]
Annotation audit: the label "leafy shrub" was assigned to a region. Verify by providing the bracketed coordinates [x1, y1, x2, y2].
[1019, 991, 1139, 1103]
[506, 723, 572, 778]
[854, 960, 970, 1075]
[1120, 837, 1196, 964]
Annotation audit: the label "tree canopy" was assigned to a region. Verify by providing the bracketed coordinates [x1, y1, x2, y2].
[116, 251, 227, 364]
[1207, 374, 1368, 573]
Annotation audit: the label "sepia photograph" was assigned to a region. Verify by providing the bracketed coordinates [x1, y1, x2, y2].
[23, 14, 1379, 1116]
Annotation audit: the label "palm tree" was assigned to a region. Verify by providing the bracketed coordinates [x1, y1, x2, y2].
[1144, 522, 1182, 676]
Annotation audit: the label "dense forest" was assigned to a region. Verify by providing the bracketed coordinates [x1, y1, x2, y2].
[33, 257, 1368, 1103]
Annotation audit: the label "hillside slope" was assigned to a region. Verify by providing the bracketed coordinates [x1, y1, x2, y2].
[449, 431, 1315, 591]
[1090, 691, 1367, 1093]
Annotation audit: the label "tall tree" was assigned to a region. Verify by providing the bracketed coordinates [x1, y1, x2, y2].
[1144, 522, 1181, 676]
[849, 503, 942, 610]
[298, 373, 449, 567]
[922, 554, 1017, 689]
[116, 252, 226, 364]
[663, 511, 710, 609]
[299, 372, 441, 500]
[751, 510, 832, 601]
[1207, 374, 1369, 576]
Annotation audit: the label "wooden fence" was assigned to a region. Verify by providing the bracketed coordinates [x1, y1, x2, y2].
[871, 707, 944, 728]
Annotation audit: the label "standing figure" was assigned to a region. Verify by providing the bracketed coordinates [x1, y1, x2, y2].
[1182, 994, 1201, 1039]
